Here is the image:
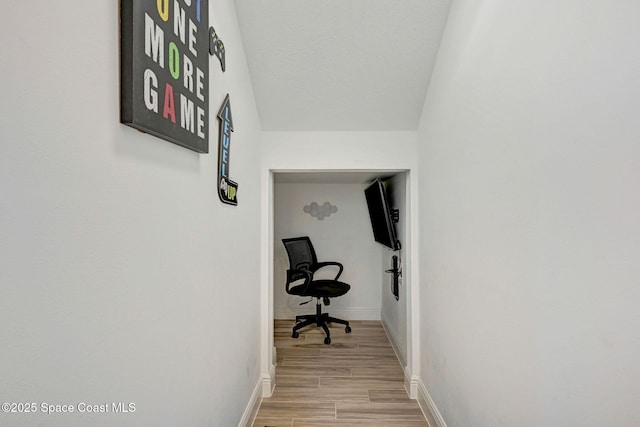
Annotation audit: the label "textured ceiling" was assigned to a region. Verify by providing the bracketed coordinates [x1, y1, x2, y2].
[234, 0, 452, 131]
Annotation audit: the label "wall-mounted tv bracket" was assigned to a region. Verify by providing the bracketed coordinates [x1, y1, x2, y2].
[385, 255, 401, 301]
[391, 209, 399, 223]
[209, 26, 226, 71]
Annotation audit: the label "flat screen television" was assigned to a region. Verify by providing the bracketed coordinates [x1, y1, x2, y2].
[364, 178, 400, 251]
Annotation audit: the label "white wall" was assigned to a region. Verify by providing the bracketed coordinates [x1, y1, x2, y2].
[274, 182, 382, 320]
[0, 1, 262, 426]
[261, 132, 418, 170]
[380, 174, 408, 365]
[417, 1, 640, 425]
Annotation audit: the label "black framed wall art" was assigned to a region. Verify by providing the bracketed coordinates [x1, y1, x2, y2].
[120, 0, 210, 153]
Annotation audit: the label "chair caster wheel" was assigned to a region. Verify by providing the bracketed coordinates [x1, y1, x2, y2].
[292, 331, 299, 339]
[324, 337, 331, 345]
[345, 326, 352, 333]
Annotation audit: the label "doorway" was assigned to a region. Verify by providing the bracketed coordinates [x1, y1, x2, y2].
[259, 169, 420, 398]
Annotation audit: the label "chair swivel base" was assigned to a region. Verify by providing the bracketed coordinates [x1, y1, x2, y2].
[291, 301, 351, 344]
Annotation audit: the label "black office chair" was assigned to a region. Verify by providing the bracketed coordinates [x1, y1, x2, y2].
[282, 236, 352, 344]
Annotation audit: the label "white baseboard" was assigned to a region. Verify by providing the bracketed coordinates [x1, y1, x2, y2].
[237, 377, 263, 427]
[416, 378, 447, 427]
[380, 319, 407, 368]
[274, 307, 380, 321]
[405, 368, 419, 399]
[262, 363, 276, 397]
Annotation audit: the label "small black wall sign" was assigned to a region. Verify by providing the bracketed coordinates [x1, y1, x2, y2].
[217, 94, 238, 205]
[120, 0, 209, 153]
[209, 26, 226, 71]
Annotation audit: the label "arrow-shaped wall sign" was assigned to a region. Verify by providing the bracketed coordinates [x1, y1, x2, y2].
[217, 94, 238, 205]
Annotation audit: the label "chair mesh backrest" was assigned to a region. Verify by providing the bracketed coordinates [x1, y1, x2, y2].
[282, 237, 317, 272]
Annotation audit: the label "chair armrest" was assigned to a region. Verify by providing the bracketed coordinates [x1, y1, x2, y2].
[312, 261, 344, 280]
[285, 268, 313, 294]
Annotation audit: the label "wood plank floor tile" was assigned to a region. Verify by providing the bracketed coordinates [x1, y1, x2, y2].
[268, 387, 370, 404]
[292, 419, 429, 427]
[336, 402, 425, 421]
[275, 375, 320, 388]
[320, 376, 405, 390]
[252, 417, 293, 427]
[369, 389, 416, 403]
[256, 401, 335, 419]
[350, 366, 404, 379]
[276, 365, 352, 377]
[277, 347, 322, 357]
[282, 354, 399, 368]
[356, 344, 399, 356]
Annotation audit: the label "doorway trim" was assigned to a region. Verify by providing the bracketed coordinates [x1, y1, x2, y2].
[259, 167, 421, 398]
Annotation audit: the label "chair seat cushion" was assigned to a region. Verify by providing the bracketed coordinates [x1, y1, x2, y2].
[289, 279, 350, 298]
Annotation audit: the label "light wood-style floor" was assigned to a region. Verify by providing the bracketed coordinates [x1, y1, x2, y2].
[252, 319, 429, 427]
